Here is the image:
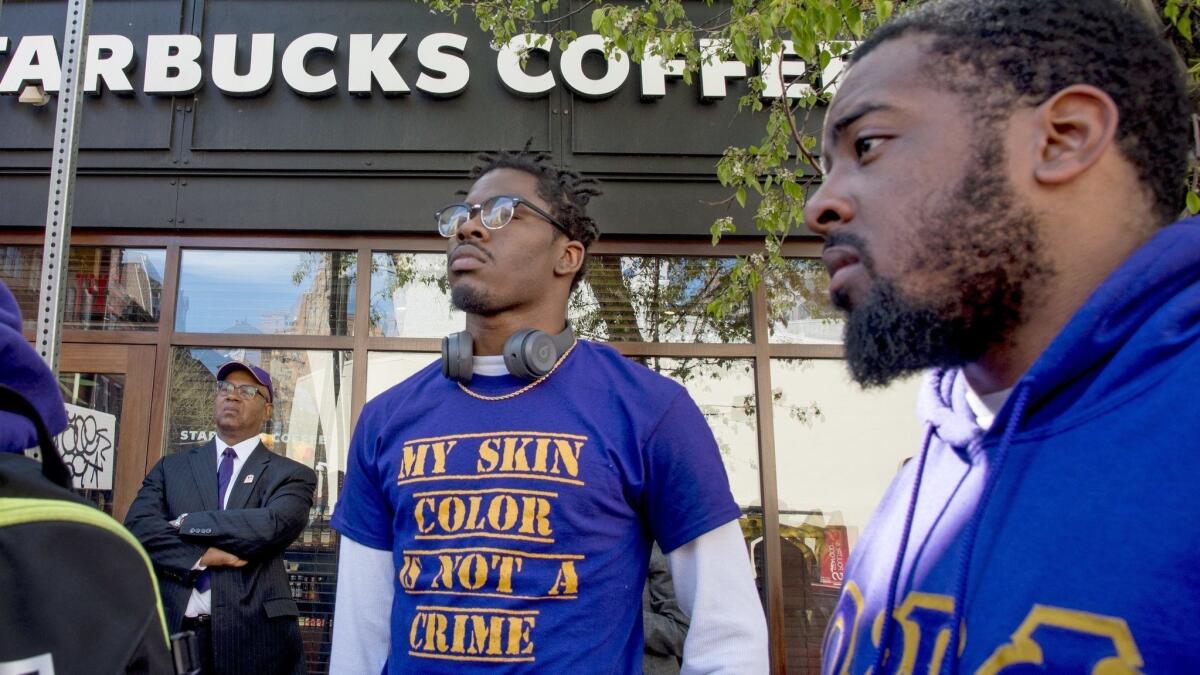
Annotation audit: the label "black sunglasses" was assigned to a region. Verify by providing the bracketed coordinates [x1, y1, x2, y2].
[434, 195, 571, 239]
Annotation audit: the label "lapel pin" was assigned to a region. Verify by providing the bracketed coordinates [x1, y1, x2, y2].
[244, 474, 255, 484]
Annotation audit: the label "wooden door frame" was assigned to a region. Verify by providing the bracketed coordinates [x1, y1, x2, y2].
[59, 342, 156, 521]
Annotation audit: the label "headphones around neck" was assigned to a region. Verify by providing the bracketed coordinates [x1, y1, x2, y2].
[0, 384, 72, 488]
[442, 326, 575, 385]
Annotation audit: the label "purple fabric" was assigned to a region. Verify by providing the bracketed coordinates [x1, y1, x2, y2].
[195, 447, 238, 592]
[916, 369, 981, 450]
[217, 446, 236, 507]
[824, 217, 1200, 673]
[0, 280, 68, 454]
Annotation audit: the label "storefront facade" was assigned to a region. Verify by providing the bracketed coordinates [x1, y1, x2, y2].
[0, 1, 922, 672]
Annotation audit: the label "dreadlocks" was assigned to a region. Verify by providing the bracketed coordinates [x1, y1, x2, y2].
[469, 149, 602, 289]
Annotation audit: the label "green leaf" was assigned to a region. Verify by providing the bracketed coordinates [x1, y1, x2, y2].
[736, 186, 747, 208]
[1187, 190, 1200, 214]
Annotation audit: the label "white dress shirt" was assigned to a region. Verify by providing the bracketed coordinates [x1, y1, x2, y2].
[183, 435, 259, 618]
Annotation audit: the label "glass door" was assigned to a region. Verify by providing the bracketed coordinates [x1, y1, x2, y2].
[58, 343, 156, 520]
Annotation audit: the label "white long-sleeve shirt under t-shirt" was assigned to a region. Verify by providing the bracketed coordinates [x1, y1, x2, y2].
[331, 520, 767, 674]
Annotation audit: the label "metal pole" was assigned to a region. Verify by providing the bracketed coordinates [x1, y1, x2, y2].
[36, 0, 93, 374]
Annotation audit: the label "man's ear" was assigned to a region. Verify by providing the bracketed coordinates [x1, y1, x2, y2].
[1032, 84, 1119, 186]
[555, 241, 586, 279]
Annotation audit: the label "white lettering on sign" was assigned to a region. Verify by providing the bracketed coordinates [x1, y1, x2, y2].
[281, 32, 338, 97]
[0, 32, 852, 102]
[416, 32, 469, 98]
[85, 34, 136, 95]
[0, 652, 56, 674]
[143, 34, 203, 95]
[212, 33, 275, 96]
[761, 40, 808, 99]
[496, 33, 555, 98]
[0, 35, 60, 94]
[348, 33, 409, 96]
[639, 41, 685, 100]
[698, 39, 747, 100]
[559, 34, 628, 100]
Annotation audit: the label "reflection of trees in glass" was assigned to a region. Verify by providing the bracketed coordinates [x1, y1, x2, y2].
[771, 259, 841, 325]
[364, 252, 829, 433]
[370, 253, 449, 335]
[774, 360, 826, 427]
[165, 349, 219, 456]
[575, 256, 751, 344]
[289, 252, 356, 336]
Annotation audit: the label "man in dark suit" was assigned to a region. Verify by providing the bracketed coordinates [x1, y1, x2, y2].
[125, 362, 316, 675]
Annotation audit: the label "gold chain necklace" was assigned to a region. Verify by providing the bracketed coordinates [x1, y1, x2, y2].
[456, 340, 580, 402]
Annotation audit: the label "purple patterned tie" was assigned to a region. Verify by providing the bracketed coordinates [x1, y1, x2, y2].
[195, 447, 238, 593]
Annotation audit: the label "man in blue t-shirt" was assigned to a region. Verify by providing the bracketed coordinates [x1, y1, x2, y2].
[330, 150, 767, 673]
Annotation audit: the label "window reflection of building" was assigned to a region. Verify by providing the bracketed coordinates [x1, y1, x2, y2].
[370, 253, 464, 337]
[285, 353, 353, 515]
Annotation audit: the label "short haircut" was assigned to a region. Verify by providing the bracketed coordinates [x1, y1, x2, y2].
[854, 0, 1192, 225]
[468, 150, 602, 289]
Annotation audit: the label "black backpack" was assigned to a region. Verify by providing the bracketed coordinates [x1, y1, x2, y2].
[0, 384, 173, 674]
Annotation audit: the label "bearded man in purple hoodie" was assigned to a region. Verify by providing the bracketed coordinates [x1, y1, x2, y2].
[806, 0, 1200, 672]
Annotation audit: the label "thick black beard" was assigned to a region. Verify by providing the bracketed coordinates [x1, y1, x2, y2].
[842, 134, 1052, 388]
[844, 280, 977, 387]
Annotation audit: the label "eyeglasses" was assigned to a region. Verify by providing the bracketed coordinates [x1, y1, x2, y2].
[216, 380, 268, 402]
[435, 195, 571, 239]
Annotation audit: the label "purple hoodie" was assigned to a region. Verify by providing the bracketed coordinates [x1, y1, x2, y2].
[0, 280, 68, 453]
[822, 216, 1200, 673]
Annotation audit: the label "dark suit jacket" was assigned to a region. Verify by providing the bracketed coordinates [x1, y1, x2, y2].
[124, 440, 317, 675]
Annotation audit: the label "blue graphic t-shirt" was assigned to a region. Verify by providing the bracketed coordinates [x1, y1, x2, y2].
[332, 340, 741, 673]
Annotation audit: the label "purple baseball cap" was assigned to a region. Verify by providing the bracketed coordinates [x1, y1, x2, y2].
[216, 361, 274, 403]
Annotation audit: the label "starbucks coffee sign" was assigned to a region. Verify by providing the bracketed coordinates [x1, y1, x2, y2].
[0, 31, 843, 101]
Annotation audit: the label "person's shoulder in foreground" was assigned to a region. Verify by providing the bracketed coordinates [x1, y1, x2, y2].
[0, 280, 172, 673]
[806, 0, 1200, 672]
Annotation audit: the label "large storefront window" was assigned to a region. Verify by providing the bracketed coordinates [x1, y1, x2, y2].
[769, 358, 922, 673]
[370, 252, 463, 337]
[1, 245, 42, 329]
[176, 250, 357, 335]
[1, 245, 166, 331]
[366, 351, 440, 399]
[768, 258, 843, 344]
[573, 255, 751, 343]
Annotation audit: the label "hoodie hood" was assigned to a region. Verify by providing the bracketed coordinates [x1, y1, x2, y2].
[917, 369, 982, 453]
[921, 216, 1200, 439]
[0, 280, 68, 453]
[868, 216, 1200, 674]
